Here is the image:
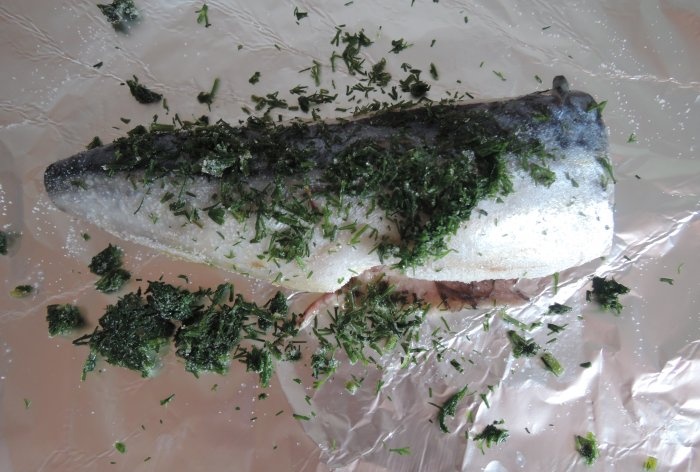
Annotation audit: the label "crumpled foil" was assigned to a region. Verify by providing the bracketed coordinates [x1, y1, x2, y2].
[1, 1, 699, 471]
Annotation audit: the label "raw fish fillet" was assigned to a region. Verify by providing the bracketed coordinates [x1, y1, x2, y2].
[44, 76, 613, 293]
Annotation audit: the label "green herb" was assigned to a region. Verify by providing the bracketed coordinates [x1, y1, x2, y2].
[93, 61, 103, 69]
[97, 0, 139, 33]
[535, 74, 542, 84]
[586, 100, 607, 113]
[627, 133, 637, 143]
[249, 71, 261, 84]
[541, 352, 564, 376]
[120, 117, 131, 124]
[293, 6, 308, 21]
[507, 330, 539, 358]
[310, 60, 321, 86]
[115, 441, 126, 453]
[89, 244, 123, 275]
[336, 28, 373, 75]
[389, 38, 411, 54]
[46, 304, 85, 337]
[429, 63, 439, 80]
[580, 361, 592, 368]
[547, 303, 572, 315]
[659, 277, 674, 285]
[197, 78, 220, 111]
[207, 207, 226, 225]
[125, 76, 162, 104]
[160, 394, 175, 406]
[473, 420, 509, 452]
[388, 447, 411, 455]
[552, 272, 559, 294]
[368, 58, 391, 87]
[542, 25, 551, 30]
[492, 70, 506, 81]
[312, 276, 428, 375]
[73, 291, 175, 378]
[146, 281, 199, 321]
[430, 39, 436, 47]
[96, 268, 131, 293]
[450, 359, 463, 373]
[437, 385, 469, 433]
[586, 276, 629, 315]
[245, 345, 274, 387]
[10, 285, 33, 298]
[87, 136, 103, 150]
[464, 16, 469, 23]
[643, 456, 658, 471]
[399, 71, 430, 98]
[293, 413, 310, 421]
[173, 284, 244, 375]
[596, 155, 617, 186]
[546, 323, 567, 335]
[575, 432, 599, 465]
[196, 3, 211, 28]
[24, 398, 31, 410]
[0, 230, 7, 255]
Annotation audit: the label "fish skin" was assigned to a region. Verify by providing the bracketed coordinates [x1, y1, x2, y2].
[44, 77, 613, 293]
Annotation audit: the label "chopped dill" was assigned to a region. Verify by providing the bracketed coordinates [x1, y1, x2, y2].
[125, 76, 162, 104]
[506, 330, 539, 358]
[97, 0, 139, 33]
[586, 276, 629, 315]
[197, 78, 220, 110]
[575, 432, 599, 465]
[437, 385, 469, 433]
[46, 304, 85, 337]
[472, 420, 509, 452]
[10, 285, 33, 298]
[195, 3, 211, 28]
[540, 352, 564, 376]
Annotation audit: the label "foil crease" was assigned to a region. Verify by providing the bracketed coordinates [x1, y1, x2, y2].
[1, 1, 699, 471]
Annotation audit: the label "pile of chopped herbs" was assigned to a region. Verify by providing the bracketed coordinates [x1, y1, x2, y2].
[46, 304, 85, 337]
[472, 420, 509, 452]
[71, 280, 301, 386]
[97, 0, 139, 33]
[586, 276, 629, 314]
[310, 276, 429, 386]
[89, 244, 131, 293]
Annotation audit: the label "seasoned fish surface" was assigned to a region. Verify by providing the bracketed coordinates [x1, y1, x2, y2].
[45, 77, 613, 293]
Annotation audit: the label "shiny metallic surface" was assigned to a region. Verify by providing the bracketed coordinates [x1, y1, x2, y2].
[1, 1, 699, 471]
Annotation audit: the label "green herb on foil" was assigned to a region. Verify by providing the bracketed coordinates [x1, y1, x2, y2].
[507, 330, 539, 358]
[160, 394, 175, 406]
[586, 276, 629, 315]
[437, 385, 469, 433]
[249, 71, 261, 84]
[97, 0, 139, 33]
[389, 38, 411, 54]
[643, 456, 658, 471]
[196, 3, 211, 27]
[547, 303, 572, 315]
[114, 441, 126, 453]
[73, 291, 175, 378]
[293, 6, 308, 22]
[575, 432, 599, 465]
[388, 446, 412, 455]
[580, 361, 592, 368]
[198, 78, 220, 110]
[659, 277, 674, 285]
[10, 285, 33, 298]
[46, 304, 85, 337]
[540, 352, 564, 376]
[87, 136, 103, 150]
[472, 420, 509, 452]
[125, 75, 162, 104]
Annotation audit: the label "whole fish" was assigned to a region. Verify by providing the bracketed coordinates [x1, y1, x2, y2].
[44, 76, 613, 296]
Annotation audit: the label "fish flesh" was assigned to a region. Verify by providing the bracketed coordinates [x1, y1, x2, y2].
[44, 76, 614, 294]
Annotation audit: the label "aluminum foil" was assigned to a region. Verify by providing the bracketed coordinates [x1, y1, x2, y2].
[1, 1, 699, 471]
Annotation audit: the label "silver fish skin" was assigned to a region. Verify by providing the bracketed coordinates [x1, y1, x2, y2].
[44, 76, 613, 293]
